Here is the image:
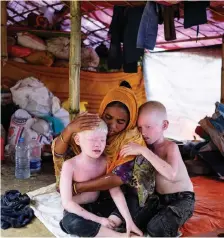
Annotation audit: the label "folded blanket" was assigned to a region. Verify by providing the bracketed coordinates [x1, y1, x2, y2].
[27, 183, 73, 237]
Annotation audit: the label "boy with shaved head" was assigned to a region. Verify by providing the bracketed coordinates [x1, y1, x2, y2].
[120, 101, 195, 237]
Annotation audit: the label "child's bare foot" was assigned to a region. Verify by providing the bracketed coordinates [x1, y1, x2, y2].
[120, 232, 143, 237]
[108, 214, 123, 228]
[130, 233, 142, 237]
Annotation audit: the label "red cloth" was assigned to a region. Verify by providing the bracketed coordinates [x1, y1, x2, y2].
[195, 126, 210, 140]
[7, 45, 32, 58]
[181, 176, 224, 236]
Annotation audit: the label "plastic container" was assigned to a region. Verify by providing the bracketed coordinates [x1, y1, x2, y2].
[15, 138, 30, 179]
[28, 139, 42, 173]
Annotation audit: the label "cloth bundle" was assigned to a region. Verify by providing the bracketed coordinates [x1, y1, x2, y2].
[1, 190, 34, 229]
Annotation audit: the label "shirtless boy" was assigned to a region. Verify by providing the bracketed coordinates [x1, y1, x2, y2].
[59, 119, 142, 237]
[120, 101, 195, 237]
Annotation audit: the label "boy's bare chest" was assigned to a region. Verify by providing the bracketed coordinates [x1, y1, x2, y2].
[73, 162, 106, 182]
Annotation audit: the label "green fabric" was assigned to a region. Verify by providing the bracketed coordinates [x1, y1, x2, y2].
[132, 155, 155, 207]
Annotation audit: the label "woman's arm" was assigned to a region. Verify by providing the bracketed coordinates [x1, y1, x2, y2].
[52, 138, 67, 189]
[54, 113, 101, 155]
[75, 160, 135, 193]
[75, 174, 123, 193]
[54, 127, 72, 155]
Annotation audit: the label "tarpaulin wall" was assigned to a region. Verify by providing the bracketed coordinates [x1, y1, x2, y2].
[1, 61, 146, 113]
[180, 176, 224, 236]
[143, 46, 221, 140]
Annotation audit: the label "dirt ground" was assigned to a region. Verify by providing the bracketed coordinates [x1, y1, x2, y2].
[1, 157, 55, 237]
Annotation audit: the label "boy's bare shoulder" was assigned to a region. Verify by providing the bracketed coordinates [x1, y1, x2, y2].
[62, 156, 77, 169]
[165, 140, 180, 154]
[166, 140, 178, 148]
[94, 155, 107, 171]
[98, 155, 107, 166]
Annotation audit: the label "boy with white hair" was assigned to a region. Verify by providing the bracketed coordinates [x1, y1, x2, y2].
[120, 101, 195, 237]
[59, 118, 142, 237]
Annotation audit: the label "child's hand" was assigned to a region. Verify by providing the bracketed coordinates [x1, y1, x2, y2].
[100, 217, 116, 229]
[120, 143, 145, 158]
[126, 219, 143, 237]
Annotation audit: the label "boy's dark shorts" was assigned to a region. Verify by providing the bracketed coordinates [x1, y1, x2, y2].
[147, 191, 195, 237]
[59, 191, 117, 237]
[111, 191, 195, 237]
[60, 209, 101, 237]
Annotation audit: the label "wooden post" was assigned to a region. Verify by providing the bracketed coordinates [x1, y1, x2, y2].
[221, 35, 224, 104]
[1, 1, 8, 60]
[69, 0, 81, 119]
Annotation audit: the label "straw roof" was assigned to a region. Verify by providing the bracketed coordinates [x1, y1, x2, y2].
[6, 0, 224, 51]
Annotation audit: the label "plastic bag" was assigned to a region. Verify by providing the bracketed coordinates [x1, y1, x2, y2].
[17, 32, 47, 51]
[47, 37, 70, 59]
[10, 77, 53, 117]
[7, 109, 31, 146]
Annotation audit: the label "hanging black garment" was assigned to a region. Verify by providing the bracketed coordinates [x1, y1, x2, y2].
[108, 6, 144, 73]
[184, 1, 210, 29]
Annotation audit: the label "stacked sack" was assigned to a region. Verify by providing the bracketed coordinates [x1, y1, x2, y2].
[7, 32, 99, 70]
[8, 32, 54, 67]
[7, 77, 70, 150]
[47, 37, 99, 70]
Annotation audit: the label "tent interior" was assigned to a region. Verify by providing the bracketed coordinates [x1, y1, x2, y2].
[5, 1, 224, 50]
[1, 1, 224, 237]
[2, 0, 224, 139]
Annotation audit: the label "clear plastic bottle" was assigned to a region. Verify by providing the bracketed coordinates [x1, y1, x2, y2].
[15, 138, 30, 179]
[28, 139, 42, 173]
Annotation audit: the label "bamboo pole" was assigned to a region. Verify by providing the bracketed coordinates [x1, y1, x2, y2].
[221, 34, 224, 104]
[69, 0, 81, 119]
[1, 0, 8, 60]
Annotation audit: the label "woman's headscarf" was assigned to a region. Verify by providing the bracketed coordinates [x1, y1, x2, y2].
[98, 86, 146, 173]
[99, 87, 137, 131]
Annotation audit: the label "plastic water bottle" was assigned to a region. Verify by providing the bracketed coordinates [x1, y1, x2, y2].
[15, 138, 30, 179]
[28, 139, 42, 173]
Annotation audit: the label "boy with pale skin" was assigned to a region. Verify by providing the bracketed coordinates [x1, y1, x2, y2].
[60, 119, 142, 237]
[119, 101, 195, 237]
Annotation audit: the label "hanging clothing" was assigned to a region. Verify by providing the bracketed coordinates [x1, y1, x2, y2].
[123, 6, 145, 72]
[163, 4, 179, 41]
[137, 2, 180, 47]
[184, 1, 209, 29]
[137, 1, 159, 51]
[108, 6, 144, 73]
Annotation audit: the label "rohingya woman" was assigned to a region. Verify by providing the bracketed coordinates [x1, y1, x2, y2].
[52, 82, 156, 233]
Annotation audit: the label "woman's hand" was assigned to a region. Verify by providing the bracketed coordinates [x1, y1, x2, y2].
[67, 112, 101, 135]
[126, 219, 143, 237]
[120, 143, 146, 158]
